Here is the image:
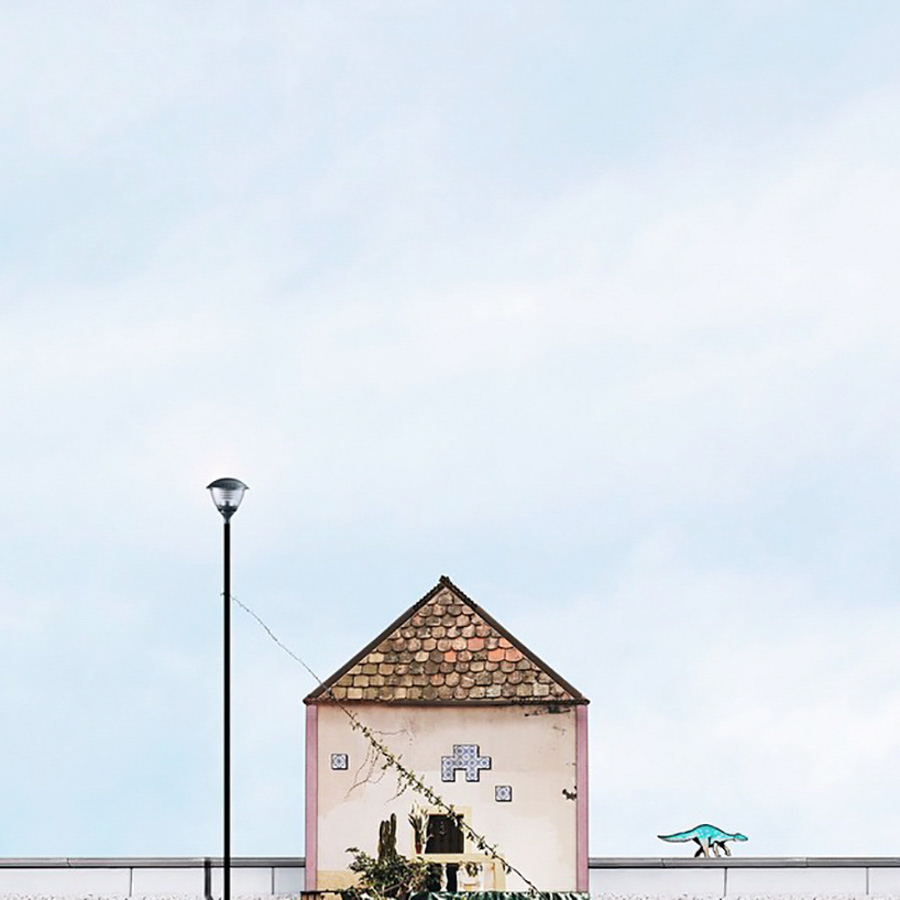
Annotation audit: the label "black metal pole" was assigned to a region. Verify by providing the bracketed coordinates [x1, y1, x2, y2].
[223, 520, 231, 900]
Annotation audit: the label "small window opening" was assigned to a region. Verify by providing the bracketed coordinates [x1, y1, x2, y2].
[425, 814, 464, 854]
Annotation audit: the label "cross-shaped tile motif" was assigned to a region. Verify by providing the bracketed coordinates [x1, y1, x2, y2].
[441, 743, 492, 782]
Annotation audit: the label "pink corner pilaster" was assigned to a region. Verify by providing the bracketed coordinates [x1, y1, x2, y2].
[305, 703, 318, 891]
[575, 704, 589, 891]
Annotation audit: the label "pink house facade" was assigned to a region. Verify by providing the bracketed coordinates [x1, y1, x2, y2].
[304, 576, 590, 893]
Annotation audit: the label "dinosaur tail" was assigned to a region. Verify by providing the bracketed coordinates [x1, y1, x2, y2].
[658, 830, 696, 842]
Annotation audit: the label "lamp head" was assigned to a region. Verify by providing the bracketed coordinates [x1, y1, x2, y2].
[207, 477, 249, 522]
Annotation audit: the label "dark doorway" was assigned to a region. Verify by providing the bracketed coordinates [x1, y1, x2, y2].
[425, 814, 464, 854]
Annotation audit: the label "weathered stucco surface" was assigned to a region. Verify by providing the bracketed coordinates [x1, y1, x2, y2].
[314, 702, 579, 892]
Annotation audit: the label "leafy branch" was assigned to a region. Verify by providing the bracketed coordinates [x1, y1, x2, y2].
[333, 700, 540, 893]
[228, 593, 539, 893]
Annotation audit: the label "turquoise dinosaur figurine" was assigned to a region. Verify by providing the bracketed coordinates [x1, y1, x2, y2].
[658, 824, 748, 857]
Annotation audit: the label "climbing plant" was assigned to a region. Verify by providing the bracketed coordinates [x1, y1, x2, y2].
[229, 592, 540, 893]
[338, 706, 539, 893]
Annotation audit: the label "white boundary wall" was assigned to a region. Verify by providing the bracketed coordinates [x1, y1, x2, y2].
[4, 857, 900, 897]
[0, 858, 303, 897]
[590, 858, 900, 896]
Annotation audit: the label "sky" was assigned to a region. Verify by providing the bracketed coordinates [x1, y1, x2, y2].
[2, 0, 900, 867]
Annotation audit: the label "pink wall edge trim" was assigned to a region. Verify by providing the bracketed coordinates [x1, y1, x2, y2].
[576, 705, 589, 892]
[305, 704, 318, 891]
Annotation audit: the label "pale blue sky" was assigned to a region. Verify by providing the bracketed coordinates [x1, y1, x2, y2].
[2, 1, 900, 865]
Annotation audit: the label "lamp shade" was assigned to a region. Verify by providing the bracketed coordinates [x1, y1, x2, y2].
[207, 477, 249, 521]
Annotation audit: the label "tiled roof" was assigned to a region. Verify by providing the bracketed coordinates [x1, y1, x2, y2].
[305, 576, 586, 705]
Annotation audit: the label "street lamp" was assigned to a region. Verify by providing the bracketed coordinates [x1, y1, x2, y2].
[207, 477, 249, 900]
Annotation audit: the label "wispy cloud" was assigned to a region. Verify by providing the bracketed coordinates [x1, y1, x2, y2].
[1, 1, 899, 860]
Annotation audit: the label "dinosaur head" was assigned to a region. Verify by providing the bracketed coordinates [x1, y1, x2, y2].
[733, 833, 748, 842]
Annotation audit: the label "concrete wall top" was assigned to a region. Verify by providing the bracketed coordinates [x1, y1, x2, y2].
[0, 857, 304, 868]
[2, 857, 898, 868]
[590, 858, 900, 868]
[2, 856, 897, 869]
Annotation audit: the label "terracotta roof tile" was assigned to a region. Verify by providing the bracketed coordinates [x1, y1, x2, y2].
[306, 577, 586, 705]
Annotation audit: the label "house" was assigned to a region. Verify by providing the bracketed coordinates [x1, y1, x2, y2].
[303, 576, 590, 893]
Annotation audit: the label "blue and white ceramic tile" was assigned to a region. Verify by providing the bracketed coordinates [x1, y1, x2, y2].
[441, 743, 491, 782]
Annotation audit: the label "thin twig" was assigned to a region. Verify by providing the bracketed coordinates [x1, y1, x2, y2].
[230, 593, 540, 893]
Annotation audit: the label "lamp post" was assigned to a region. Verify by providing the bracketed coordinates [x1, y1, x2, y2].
[207, 477, 249, 900]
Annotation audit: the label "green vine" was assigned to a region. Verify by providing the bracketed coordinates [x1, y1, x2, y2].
[334, 701, 540, 893]
[228, 593, 539, 893]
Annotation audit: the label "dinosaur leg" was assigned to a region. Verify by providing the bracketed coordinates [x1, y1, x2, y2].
[694, 838, 711, 858]
[693, 839, 703, 857]
[721, 842, 732, 857]
[711, 841, 722, 858]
